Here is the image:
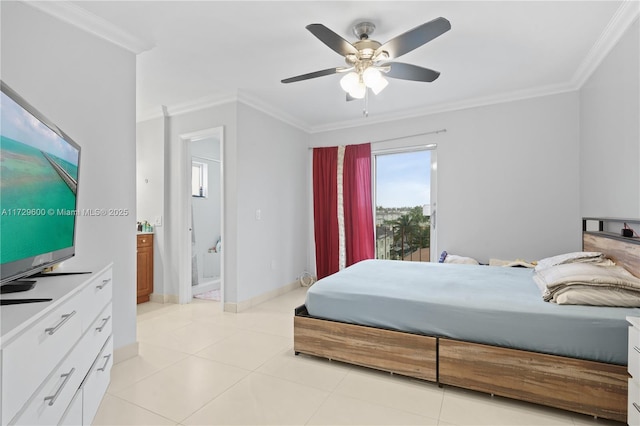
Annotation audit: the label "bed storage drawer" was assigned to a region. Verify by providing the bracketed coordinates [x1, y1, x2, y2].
[439, 339, 628, 422]
[294, 313, 437, 382]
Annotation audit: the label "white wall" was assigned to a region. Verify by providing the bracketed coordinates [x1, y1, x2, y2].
[136, 117, 166, 295]
[580, 18, 640, 218]
[236, 103, 309, 302]
[310, 92, 581, 263]
[2, 2, 137, 353]
[164, 102, 239, 301]
[153, 100, 308, 305]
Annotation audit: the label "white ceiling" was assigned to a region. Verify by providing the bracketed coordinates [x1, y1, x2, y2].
[39, 1, 638, 132]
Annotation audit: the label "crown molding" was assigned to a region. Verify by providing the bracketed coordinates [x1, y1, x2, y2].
[136, 107, 165, 124]
[167, 93, 238, 117]
[136, 93, 238, 123]
[308, 82, 577, 133]
[24, 0, 154, 54]
[236, 91, 311, 133]
[140, 81, 577, 133]
[571, 0, 640, 88]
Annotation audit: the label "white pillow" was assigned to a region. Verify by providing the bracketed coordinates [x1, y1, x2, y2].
[533, 262, 640, 305]
[534, 251, 613, 272]
[444, 254, 479, 265]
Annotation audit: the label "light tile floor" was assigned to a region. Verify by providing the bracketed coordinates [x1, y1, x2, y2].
[94, 287, 624, 426]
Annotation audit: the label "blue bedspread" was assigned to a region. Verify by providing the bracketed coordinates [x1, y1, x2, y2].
[306, 259, 640, 365]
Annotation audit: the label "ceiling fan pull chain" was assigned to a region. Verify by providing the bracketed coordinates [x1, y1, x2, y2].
[363, 89, 369, 117]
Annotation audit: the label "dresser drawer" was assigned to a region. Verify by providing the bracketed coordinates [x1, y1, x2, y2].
[82, 336, 113, 426]
[12, 335, 87, 426]
[57, 388, 82, 426]
[137, 234, 153, 248]
[630, 325, 640, 379]
[84, 303, 112, 361]
[1, 297, 83, 423]
[630, 378, 640, 426]
[78, 268, 113, 332]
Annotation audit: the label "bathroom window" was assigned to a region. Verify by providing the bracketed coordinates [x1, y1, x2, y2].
[192, 161, 208, 198]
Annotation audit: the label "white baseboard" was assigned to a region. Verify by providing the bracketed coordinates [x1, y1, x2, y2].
[149, 293, 179, 304]
[224, 281, 300, 313]
[114, 341, 139, 364]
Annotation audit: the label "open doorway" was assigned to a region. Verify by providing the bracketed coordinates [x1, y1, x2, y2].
[190, 137, 222, 300]
[179, 127, 224, 304]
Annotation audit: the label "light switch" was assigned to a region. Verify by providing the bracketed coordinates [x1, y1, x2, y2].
[255, 209, 261, 220]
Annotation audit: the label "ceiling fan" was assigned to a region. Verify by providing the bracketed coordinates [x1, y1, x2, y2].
[281, 17, 451, 100]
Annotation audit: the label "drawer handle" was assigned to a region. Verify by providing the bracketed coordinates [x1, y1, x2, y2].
[97, 354, 112, 372]
[44, 368, 75, 406]
[97, 278, 112, 290]
[45, 311, 76, 335]
[96, 316, 111, 332]
[634, 402, 640, 414]
[634, 346, 640, 354]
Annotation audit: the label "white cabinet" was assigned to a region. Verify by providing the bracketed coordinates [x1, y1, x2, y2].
[629, 316, 640, 426]
[0, 264, 113, 426]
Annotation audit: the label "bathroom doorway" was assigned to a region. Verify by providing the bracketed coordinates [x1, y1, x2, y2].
[179, 126, 224, 304]
[190, 136, 222, 300]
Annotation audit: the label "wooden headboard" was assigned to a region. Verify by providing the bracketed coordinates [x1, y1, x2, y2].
[583, 232, 640, 278]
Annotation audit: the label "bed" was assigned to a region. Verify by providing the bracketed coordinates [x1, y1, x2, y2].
[294, 229, 640, 422]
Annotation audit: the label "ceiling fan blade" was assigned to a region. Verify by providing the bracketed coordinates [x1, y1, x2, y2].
[281, 67, 340, 84]
[306, 24, 358, 57]
[376, 17, 451, 60]
[383, 62, 441, 82]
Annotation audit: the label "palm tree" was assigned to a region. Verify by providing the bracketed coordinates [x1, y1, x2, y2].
[389, 214, 418, 259]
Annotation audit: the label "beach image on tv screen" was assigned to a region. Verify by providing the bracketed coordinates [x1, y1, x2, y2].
[1, 91, 79, 265]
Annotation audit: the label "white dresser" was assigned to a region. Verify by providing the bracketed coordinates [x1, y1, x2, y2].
[0, 264, 113, 426]
[629, 316, 640, 426]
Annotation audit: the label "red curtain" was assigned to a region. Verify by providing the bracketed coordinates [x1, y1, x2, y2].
[343, 143, 375, 266]
[313, 147, 339, 279]
[313, 143, 375, 279]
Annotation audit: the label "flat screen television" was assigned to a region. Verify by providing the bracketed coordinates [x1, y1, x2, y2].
[0, 81, 81, 291]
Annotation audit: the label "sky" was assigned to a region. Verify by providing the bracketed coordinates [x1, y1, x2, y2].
[375, 150, 431, 208]
[1, 91, 79, 165]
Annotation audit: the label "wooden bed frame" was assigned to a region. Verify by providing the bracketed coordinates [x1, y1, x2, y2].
[294, 230, 640, 423]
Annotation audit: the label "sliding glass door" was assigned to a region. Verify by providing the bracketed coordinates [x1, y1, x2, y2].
[374, 148, 435, 262]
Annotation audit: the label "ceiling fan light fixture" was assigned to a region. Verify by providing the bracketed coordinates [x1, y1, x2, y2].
[348, 81, 367, 99]
[362, 67, 382, 86]
[369, 76, 388, 95]
[340, 72, 360, 93]
[363, 67, 388, 95]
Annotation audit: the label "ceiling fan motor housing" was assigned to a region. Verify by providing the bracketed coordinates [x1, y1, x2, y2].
[353, 21, 376, 39]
